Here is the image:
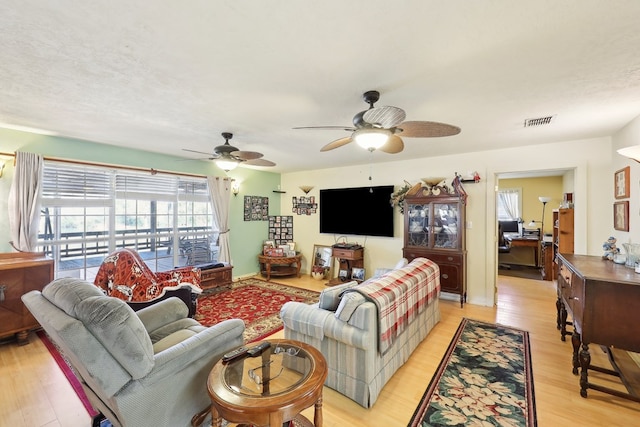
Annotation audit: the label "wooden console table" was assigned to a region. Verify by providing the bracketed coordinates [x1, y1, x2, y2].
[258, 254, 302, 280]
[556, 253, 640, 402]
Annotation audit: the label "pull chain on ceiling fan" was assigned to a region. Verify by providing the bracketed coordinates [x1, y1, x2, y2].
[294, 90, 460, 154]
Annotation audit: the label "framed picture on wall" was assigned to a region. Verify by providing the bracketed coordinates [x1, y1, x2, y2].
[614, 201, 629, 231]
[614, 166, 630, 199]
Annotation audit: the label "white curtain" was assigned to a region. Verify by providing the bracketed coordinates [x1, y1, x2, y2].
[8, 152, 44, 252]
[207, 176, 232, 263]
[497, 189, 519, 220]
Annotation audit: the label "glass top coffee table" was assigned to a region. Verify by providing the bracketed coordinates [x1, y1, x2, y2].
[195, 339, 327, 427]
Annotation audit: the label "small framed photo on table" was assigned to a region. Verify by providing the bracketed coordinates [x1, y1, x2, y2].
[614, 166, 630, 199]
[614, 201, 629, 231]
[338, 269, 349, 281]
[351, 267, 365, 281]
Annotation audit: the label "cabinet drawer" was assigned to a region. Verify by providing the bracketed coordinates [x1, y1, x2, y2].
[332, 248, 363, 259]
[421, 253, 463, 266]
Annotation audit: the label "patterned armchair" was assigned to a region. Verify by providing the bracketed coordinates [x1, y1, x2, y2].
[94, 248, 202, 316]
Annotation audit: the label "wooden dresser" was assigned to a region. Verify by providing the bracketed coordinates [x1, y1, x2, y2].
[556, 253, 640, 401]
[0, 252, 54, 345]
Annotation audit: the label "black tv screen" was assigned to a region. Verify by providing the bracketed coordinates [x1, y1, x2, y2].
[319, 185, 394, 237]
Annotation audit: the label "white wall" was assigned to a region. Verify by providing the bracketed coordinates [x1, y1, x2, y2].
[282, 136, 612, 307]
[613, 115, 640, 246]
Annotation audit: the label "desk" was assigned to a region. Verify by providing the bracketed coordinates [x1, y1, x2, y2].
[556, 254, 640, 402]
[507, 237, 541, 267]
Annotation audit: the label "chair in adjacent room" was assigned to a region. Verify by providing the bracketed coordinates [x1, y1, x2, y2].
[498, 223, 512, 270]
[93, 248, 202, 316]
[22, 278, 245, 427]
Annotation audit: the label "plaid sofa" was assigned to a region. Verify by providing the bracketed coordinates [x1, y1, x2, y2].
[280, 257, 441, 408]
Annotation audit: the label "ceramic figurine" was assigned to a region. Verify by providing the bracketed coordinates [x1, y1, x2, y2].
[602, 236, 620, 260]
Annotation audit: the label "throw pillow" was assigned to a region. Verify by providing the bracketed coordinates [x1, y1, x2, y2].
[318, 280, 358, 311]
[335, 291, 366, 322]
[394, 257, 409, 270]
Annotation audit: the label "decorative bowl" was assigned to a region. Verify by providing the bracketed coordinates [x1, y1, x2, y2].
[421, 177, 446, 187]
[311, 271, 325, 280]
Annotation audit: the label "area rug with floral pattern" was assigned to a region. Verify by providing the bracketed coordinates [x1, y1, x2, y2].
[408, 318, 537, 427]
[195, 277, 319, 343]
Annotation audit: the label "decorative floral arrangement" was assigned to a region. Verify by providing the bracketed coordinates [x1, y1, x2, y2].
[390, 180, 413, 213]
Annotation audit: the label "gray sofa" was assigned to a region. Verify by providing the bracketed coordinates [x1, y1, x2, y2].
[280, 257, 441, 408]
[22, 277, 245, 427]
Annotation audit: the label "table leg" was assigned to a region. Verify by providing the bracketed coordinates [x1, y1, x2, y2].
[211, 405, 222, 427]
[190, 405, 210, 427]
[314, 394, 324, 427]
[266, 261, 272, 280]
[571, 331, 581, 375]
[295, 258, 301, 278]
[579, 342, 591, 398]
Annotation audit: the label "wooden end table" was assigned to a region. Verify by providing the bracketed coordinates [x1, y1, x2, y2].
[258, 254, 302, 280]
[192, 339, 327, 427]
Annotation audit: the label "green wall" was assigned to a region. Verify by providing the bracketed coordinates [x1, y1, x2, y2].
[0, 129, 281, 277]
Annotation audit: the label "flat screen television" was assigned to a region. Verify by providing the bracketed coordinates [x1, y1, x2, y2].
[319, 185, 394, 237]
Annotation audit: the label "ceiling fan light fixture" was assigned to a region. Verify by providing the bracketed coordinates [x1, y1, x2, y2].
[215, 156, 239, 172]
[353, 128, 391, 151]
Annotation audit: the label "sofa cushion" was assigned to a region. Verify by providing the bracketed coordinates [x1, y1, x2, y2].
[76, 295, 155, 379]
[318, 280, 358, 311]
[335, 291, 367, 321]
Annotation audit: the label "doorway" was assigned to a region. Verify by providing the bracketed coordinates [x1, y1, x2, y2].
[495, 168, 575, 282]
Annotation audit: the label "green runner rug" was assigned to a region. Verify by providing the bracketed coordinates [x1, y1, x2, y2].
[409, 318, 537, 426]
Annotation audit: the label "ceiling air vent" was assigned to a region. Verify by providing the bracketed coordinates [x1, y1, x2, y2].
[524, 115, 554, 128]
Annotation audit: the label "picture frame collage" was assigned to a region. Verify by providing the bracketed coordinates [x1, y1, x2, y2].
[268, 215, 294, 246]
[244, 196, 269, 221]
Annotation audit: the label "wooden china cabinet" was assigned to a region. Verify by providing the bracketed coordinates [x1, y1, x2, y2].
[402, 185, 467, 307]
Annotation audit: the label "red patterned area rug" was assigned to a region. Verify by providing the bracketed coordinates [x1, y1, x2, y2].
[195, 277, 319, 343]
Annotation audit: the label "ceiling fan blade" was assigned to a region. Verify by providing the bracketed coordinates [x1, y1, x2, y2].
[379, 135, 404, 154]
[231, 150, 263, 160]
[398, 121, 461, 138]
[243, 158, 276, 167]
[177, 156, 215, 161]
[363, 106, 406, 128]
[182, 148, 217, 157]
[293, 126, 356, 132]
[320, 136, 353, 152]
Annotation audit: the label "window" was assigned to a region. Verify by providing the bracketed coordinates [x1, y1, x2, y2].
[39, 161, 218, 281]
[497, 188, 522, 221]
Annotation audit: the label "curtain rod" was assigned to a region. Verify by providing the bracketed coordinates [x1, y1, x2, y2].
[0, 151, 216, 179]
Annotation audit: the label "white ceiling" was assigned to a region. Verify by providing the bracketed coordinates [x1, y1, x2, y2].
[2, 1, 640, 173]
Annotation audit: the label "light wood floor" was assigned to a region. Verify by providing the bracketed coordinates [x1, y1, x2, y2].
[1, 274, 638, 426]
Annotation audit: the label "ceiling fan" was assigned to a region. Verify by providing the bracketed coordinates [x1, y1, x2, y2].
[182, 132, 275, 171]
[294, 90, 461, 153]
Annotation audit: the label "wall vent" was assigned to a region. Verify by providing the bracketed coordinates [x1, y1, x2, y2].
[524, 115, 554, 127]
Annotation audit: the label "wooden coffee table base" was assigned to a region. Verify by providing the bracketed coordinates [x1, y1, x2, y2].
[194, 339, 327, 427]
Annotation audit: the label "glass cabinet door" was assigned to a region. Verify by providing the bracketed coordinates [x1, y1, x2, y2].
[433, 202, 459, 249]
[406, 203, 430, 247]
